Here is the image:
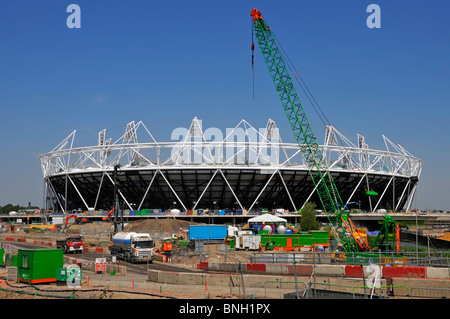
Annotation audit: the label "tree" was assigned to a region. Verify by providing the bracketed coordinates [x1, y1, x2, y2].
[300, 202, 319, 231]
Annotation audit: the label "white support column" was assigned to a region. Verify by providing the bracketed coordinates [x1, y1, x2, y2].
[105, 173, 133, 210]
[219, 169, 245, 211]
[277, 170, 297, 212]
[404, 183, 418, 213]
[67, 175, 90, 211]
[93, 172, 105, 210]
[302, 181, 320, 210]
[373, 176, 394, 212]
[192, 170, 219, 210]
[137, 171, 159, 211]
[345, 173, 367, 206]
[365, 174, 373, 212]
[158, 170, 187, 211]
[247, 169, 277, 212]
[47, 178, 65, 213]
[395, 179, 411, 211]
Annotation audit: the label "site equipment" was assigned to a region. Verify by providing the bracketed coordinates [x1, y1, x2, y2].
[235, 232, 261, 251]
[29, 224, 58, 232]
[56, 235, 84, 253]
[249, 8, 394, 256]
[259, 230, 330, 251]
[158, 238, 173, 257]
[17, 248, 64, 284]
[64, 214, 78, 231]
[157, 229, 190, 256]
[371, 215, 400, 253]
[188, 225, 229, 241]
[109, 232, 154, 263]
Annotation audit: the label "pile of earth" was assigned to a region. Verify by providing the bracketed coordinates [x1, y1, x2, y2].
[123, 218, 206, 234]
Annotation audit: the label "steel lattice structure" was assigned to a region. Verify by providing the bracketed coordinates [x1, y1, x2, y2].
[39, 118, 422, 213]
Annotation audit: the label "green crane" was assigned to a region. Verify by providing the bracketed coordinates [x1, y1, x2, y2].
[250, 8, 370, 253]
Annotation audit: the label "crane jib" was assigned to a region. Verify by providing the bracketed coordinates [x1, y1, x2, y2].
[250, 8, 403, 257]
[250, 9, 366, 253]
[251, 14, 342, 211]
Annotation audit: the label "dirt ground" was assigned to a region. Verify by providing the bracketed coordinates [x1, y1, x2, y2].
[0, 219, 258, 299]
[0, 219, 207, 247]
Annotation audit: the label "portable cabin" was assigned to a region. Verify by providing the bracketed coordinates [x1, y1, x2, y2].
[17, 248, 64, 284]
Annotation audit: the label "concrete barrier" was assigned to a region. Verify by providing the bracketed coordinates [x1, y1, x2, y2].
[218, 262, 239, 273]
[148, 269, 299, 290]
[106, 263, 126, 276]
[159, 271, 179, 285]
[426, 267, 450, 279]
[148, 269, 159, 282]
[382, 266, 426, 279]
[179, 272, 206, 286]
[288, 264, 314, 276]
[390, 277, 450, 298]
[197, 261, 209, 270]
[194, 260, 448, 281]
[315, 264, 346, 277]
[208, 262, 220, 271]
[246, 263, 266, 273]
[205, 273, 237, 287]
[146, 267, 449, 299]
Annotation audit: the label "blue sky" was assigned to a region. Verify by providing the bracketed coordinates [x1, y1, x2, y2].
[0, 1, 449, 210]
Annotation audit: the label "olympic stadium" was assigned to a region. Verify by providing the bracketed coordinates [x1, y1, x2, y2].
[39, 117, 422, 214]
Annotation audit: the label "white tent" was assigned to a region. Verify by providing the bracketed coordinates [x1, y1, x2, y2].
[247, 214, 287, 224]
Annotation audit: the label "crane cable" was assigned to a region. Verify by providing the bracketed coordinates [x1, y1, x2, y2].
[251, 19, 255, 100]
[273, 29, 361, 208]
[254, 16, 357, 212]
[268, 22, 349, 149]
[251, 16, 348, 152]
[273, 31, 331, 128]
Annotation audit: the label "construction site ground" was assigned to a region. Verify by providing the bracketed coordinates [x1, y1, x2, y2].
[0, 219, 268, 299]
[1, 219, 449, 301]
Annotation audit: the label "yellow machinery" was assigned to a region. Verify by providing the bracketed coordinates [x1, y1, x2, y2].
[29, 224, 57, 232]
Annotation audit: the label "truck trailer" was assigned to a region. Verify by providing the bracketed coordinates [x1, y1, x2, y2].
[109, 232, 154, 263]
[188, 225, 228, 241]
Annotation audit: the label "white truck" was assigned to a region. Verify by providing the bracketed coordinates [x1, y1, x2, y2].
[109, 232, 154, 263]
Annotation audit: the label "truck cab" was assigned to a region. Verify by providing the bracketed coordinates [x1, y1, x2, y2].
[131, 236, 154, 262]
[56, 235, 84, 254]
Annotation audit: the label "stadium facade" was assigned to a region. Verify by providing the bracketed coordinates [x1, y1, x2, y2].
[39, 118, 422, 214]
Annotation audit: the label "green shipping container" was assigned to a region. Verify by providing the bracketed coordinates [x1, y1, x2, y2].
[0, 249, 4, 266]
[260, 231, 329, 249]
[17, 248, 64, 284]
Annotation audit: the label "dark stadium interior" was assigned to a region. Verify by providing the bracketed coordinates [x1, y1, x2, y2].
[46, 169, 418, 213]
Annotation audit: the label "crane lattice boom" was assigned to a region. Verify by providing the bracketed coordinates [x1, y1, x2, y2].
[250, 8, 362, 252]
